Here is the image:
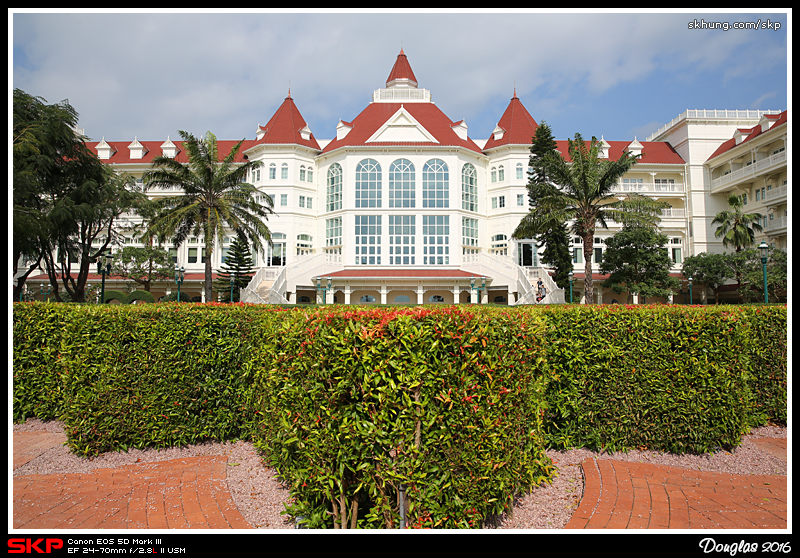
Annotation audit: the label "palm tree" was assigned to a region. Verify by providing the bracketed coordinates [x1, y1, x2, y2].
[711, 193, 763, 252]
[143, 130, 273, 302]
[513, 133, 668, 304]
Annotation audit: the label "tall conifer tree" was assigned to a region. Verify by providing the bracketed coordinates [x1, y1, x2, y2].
[213, 235, 255, 302]
[514, 121, 573, 288]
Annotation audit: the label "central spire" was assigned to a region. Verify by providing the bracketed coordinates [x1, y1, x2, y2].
[386, 48, 418, 89]
[374, 48, 430, 103]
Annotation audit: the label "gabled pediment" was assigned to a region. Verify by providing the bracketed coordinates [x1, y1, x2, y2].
[95, 138, 116, 160]
[128, 137, 148, 159]
[365, 106, 439, 144]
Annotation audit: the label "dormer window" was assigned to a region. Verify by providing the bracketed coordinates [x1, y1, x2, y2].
[95, 138, 116, 160]
[128, 137, 148, 160]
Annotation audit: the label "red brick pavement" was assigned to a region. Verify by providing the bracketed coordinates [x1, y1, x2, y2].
[12, 432, 251, 530]
[565, 450, 787, 530]
[13, 430, 787, 530]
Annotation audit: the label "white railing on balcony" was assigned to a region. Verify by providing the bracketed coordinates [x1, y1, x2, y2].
[763, 184, 788, 205]
[611, 182, 685, 194]
[765, 215, 787, 234]
[711, 149, 787, 191]
[373, 88, 431, 103]
[647, 109, 781, 141]
[660, 208, 686, 219]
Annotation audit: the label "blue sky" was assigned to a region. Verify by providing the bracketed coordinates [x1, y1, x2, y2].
[11, 10, 790, 146]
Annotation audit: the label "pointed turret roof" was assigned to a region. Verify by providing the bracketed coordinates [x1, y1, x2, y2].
[322, 50, 482, 154]
[252, 91, 321, 150]
[386, 48, 418, 88]
[483, 90, 539, 151]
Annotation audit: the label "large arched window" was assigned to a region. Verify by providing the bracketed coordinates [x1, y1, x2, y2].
[389, 159, 415, 208]
[326, 163, 342, 212]
[356, 159, 381, 208]
[423, 159, 448, 208]
[461, 163, 477, 212]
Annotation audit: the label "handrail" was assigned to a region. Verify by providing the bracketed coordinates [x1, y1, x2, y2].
[241, 266, 270, 304]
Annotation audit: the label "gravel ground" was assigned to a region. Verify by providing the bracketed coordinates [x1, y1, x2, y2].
[12, 420, 787, 530]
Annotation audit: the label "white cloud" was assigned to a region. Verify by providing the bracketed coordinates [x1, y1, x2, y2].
[12, 11, 788, 143]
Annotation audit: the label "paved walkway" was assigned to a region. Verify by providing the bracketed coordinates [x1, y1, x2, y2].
[12, 431, 787, 530]
[13, 432, 250, 530]
[565, 438, 787, 529]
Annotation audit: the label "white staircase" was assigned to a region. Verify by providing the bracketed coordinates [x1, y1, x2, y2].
[242, 252, 564, 305]
[460, 252, 564, 305]
[242, 252, 344, 304]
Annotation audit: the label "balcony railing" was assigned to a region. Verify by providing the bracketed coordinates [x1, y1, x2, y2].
[611, 182, 685, 194]
[647, 109, 781, 141]
[763, 184, 788, 206]
[660, 208, 686, 219]
[765, 215, 787, 234]
[711, 149, 787, 192]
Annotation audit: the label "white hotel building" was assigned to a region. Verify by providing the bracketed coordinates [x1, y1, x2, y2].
[73, 49, 786, 305]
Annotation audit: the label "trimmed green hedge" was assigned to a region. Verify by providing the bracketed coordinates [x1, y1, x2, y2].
[251, 306, 554, 528]
[12, 302, 787, 528]
[538, 304, 787, 453]
[13, 304, 70, 421]
[13, 303, 291, 454]
[101, 290, 156, 304]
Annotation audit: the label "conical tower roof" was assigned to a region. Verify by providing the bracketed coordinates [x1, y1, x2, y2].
[386, 48, 418, 88]
[483, 89, 539, 150]
[253, 90, 320, 150]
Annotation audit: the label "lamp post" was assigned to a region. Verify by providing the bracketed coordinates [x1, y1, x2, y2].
[568, 271, 574, 303]
[96, 251, 113, 304]
[175, 265, 185, 302]
[39, 283, 51, 303]
[759, 241, 769, 304]
[315, 276, 332, 304]
[230, 275, 236, 303]
[688, 276, 693, 305]
[470, 276, 486, 304]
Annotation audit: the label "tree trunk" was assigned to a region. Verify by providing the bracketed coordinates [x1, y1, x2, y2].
[205, 246, 213, 302]
[583, 232, 594, 305]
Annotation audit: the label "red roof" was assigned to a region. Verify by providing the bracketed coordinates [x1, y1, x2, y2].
[86, 138, 255, 165]
[88, 92, 321, 164]
[706, 110, 787, 161]
[554, 139, 685, 165]
[321, 102, 484, 154]
[251, 91, 321, 150]
[386, 48, 417, 87]
[482, 91, 539, 150]
[321, 269, 485, 279]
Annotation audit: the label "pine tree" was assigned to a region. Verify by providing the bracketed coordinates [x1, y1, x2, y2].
[214, 235, 255, 302]
[526, 121, 558, 204]
[514, 121, 573, 287]
[513, 133, 666, 304]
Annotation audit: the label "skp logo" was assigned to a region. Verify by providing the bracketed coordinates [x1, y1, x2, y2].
[8, 539, 64, 554]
